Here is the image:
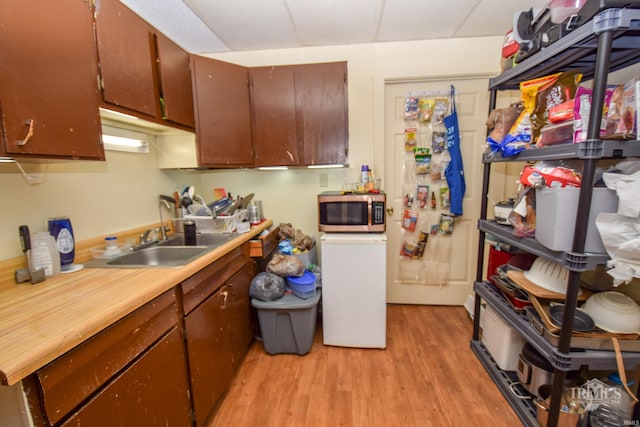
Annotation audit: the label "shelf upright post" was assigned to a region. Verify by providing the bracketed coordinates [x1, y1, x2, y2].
[546, 26, 614, 427]
[473, 88, 498, 341]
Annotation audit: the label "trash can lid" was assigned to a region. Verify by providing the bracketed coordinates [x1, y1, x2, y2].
[251, 289, 321, 309]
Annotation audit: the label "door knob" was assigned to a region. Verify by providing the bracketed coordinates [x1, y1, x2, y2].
[386, 207, 394, 215]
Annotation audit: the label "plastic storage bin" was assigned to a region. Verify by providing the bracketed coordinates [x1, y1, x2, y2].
[481, 304, 526, 371]
[535, 187, 618, 253]
[252, 290, 321, 355]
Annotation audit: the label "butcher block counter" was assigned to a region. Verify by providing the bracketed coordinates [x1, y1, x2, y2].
[0, 220, 273, 387]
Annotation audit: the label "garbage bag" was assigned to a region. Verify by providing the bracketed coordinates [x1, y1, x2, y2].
[266, 253, 304, 277]
[249, 272, 286, 301]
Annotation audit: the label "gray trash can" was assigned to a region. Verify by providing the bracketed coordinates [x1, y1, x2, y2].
[251, 290, 321, 355]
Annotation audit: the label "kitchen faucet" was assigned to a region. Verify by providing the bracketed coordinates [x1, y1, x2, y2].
[158, 199, 171, 241]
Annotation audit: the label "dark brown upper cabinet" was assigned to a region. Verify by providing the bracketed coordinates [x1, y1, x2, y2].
[94, 0, 194, 130]
[251, 62, 349, 167]
[297, 62, 349, 166]
[155, 33, 195, 128]
[0, 0, 104, 160]
[250, 66, 299, 166]
[95, 0, 158, 118]
[191, 55, 254, 168]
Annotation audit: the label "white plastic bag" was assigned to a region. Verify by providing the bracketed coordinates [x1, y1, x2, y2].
[603, 169, 640, 218]
[595, 212, 640, 285]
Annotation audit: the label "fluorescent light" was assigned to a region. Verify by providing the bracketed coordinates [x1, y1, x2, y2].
[101, 124, 149, 153]
[0, 157, 16, 163]
[102, 134, 146, 147]
[258, 166, 289, 171]
[307, 164, 345, 169]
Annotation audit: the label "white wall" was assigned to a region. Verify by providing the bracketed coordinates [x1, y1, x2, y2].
[0, 36, 504, 262]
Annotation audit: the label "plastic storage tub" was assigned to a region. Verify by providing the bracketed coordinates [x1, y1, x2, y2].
[286, 271, 317, 299]
[535, 187, 618, 253]
[481, 305, 526, 371]
[251, 290, 321, 355]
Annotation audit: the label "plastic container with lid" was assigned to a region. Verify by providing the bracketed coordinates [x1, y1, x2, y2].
[286, 271, 317, 299]
[538, 121, 574, 146]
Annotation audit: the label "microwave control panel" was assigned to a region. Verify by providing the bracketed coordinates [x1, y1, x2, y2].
[372, 202, 385, 224]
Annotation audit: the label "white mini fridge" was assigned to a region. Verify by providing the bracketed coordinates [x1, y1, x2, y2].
[320, 233, 387, 348]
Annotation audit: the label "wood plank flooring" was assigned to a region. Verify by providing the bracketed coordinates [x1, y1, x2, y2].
[207, 305, 522, 426]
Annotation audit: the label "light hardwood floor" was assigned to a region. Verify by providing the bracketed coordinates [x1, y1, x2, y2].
[208, 305, 522, 426]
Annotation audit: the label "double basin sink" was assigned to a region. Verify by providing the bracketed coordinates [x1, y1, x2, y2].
[85, 233, 237, 268]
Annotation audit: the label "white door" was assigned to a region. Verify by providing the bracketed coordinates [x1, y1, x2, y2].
[385, 76, 492, 305]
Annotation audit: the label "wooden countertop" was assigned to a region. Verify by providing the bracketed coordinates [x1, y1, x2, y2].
[0, 220, 273, 386]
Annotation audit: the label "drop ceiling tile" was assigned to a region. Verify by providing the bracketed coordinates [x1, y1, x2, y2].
[378, 0, 478, 41]
[286, 0, 384, 46]
[185, 0, 299, 51]
[455, 0, 551, 37]
[120, 0, 227, 53]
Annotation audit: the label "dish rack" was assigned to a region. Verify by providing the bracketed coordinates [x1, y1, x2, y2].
[178, 210, 247, 234]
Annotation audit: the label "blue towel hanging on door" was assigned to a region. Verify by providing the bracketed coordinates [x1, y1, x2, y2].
[444, 85, 465, 216]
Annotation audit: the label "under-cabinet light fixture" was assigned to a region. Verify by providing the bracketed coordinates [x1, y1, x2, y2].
[101, 124, 149, 153]
[307, 164, 345, 169]
[257, 166, 289, 171]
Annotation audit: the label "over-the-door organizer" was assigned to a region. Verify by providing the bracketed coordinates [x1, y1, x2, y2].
[398, 87, 462, 285]
[471, 7, 640, 427]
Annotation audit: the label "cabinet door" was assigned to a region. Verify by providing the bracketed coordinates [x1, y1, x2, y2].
[227, 263, 255, 369]
[191, 55, 254, 167]
[0, 0, 103, 159]
[251, 66, 300, 166]
[296, 62, 349, 165]
[155, 32, 195, 128]
[185, 284, 234, 425]
[95, 0, 158, 118]
[61, 328, 192, 427]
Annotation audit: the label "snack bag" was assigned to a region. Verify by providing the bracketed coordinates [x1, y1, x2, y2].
[530, 70, 582, 142]
[574, 86, 614, 143]
[490, 73, 561, 157]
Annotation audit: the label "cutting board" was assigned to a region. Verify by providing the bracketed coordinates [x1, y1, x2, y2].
[507, 270, 590, 301]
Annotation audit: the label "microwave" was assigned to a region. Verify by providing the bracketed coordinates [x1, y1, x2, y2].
[318, 191, 386, 233]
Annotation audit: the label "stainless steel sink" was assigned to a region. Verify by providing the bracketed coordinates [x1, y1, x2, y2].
[105, 246, 209, 267]
[84, 233, 237, 269]
[156, 233, 236, 247]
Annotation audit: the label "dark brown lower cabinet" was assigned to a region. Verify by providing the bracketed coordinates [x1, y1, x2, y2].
[25, 289, 192, 426]
[60, 328, 191, 427]
[23, 246, 256, 427]
[184, 262, 254, 426]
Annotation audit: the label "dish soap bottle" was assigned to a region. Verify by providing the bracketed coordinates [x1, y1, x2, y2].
[31, 232, 60, 277]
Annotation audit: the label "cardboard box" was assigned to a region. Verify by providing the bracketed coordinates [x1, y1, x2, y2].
[535, 187, 618, 253]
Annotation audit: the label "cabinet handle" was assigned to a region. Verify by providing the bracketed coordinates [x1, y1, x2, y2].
[286, 150, 294, 162]
[17, 119, 35, 146]
[221, 290, 229, 310]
